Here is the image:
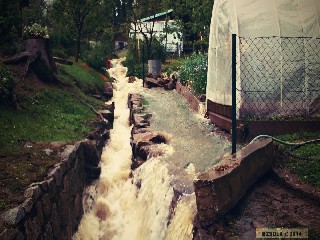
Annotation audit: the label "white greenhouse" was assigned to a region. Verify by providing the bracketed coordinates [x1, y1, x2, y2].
[206, 0, 320, 127]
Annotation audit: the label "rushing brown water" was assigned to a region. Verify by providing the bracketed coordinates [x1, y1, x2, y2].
[73, 59, 196, 240]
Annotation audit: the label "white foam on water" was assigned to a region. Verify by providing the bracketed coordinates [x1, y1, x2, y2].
[73, 59, 195, 240]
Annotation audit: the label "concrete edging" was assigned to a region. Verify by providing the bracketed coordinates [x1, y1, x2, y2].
[194, 138, 275, 227]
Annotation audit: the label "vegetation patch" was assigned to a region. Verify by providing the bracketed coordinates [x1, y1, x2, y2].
[0, 63, 16, 107]
[179, 53, 208, 95]
[276, 131, 320, 188]
[0, 62, 105, 222]
[59, 62, 106, 93]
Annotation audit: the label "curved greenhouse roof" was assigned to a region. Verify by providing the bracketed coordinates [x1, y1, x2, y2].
[207, 0, 320, 118]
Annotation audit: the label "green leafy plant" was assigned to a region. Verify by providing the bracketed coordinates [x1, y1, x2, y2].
[179, 53, 208, 95]
[23, 23, 49, 39]
[0, 64, 15, 106]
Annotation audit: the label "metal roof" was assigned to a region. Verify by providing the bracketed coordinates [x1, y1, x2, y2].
[140, 9, 173, 22]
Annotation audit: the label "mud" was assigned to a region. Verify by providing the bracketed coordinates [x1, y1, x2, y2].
[213, 172, 320, 239]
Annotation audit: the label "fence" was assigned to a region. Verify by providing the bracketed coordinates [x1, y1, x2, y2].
[232, 35, 320, 152]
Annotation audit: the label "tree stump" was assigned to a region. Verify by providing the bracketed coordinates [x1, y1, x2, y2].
[3, 38, 58, 83]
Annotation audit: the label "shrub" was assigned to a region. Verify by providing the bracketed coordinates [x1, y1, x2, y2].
[82, 34, 112, 73]
[52, 49, 69, 59]
[179, 53, 208, 95]
[0, 64, 15, 106]
[124, 38, 165, 78]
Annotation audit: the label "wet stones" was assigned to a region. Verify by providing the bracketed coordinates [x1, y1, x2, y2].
[144, 76, 176, 90]
[103, 82, 113, 100]
[128, 76, 136, 83]
[128, 93, 169, 170]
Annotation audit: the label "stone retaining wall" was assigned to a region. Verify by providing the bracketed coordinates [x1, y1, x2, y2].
[1, 101, 115, 240]
[1, 139, 105, 240]
[194, 138, 276, 227]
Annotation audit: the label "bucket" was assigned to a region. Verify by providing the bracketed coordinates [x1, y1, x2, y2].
[148, 60, 162, 77]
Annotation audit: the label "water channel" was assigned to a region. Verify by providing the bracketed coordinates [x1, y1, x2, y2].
[73, 59, 230, 240]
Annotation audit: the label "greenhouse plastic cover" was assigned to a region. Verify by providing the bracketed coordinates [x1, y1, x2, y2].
[207, 0, 320, 117]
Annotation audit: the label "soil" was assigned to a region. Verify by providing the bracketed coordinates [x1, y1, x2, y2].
[0, 141, 69, 232]
[206, 170, 320, 239]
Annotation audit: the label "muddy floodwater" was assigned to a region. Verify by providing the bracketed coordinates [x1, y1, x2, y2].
[73, 59, 231, 240]
[142, 88, 231, 173]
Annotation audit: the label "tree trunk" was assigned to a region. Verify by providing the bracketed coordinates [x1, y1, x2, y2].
[3, 38, 58, 83]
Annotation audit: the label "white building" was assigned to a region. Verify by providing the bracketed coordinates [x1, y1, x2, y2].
[129, 9, 183, 54]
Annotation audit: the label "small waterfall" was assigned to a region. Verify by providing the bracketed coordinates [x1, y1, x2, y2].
[73, 58, 196, 240]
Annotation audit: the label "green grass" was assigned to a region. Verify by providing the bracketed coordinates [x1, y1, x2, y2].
[0, 88, 96, 153]
[276, 131, 320, 188]
[0, 62, 106, 154]
[59, 62, 105, 92]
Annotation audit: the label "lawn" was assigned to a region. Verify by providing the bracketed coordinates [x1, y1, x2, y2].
[276, 131, 320, 188]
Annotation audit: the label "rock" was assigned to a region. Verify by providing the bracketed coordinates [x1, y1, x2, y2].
[132, 132, 167, 144]
[47, 178, 57, 199]
[103, 82, 113, 100]
[49, 141, 67, 149]
[81, 140, 100, 167]
[21, 198, 34, 213]
[136, 145, 151, 160]
[133, 114, 150, 127]
[24, 142, 34, 148]
[128, 76, 136, 83]
[98, 110, 114, 123]
[50, 204, 61, 239]
[164, 78, 176, 90]
[132, 127, 152, 135]
[44, 149, 53, 156]
[0, 228, 24, 240]
[85, 166, 101, 181]
[131, 158, 146, 170]
[90, 120, 108, 132]
[41, 194, 52, 220]
[2, 207, 25, 226]
[30, 180, 49, 192]
[157, 78, 166, 85]
[60, 145, 75, 160]
[198, 94, 206, 102]
[44, 222, 54, 239]
[101, 129, 110, 141]
[101, 101, 115, 112]
[24, 186, 41, 200]
[48, 167, 62, 186]
[144, 77, 163, 88]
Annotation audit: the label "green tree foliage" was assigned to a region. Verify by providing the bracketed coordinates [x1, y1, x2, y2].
[162, 0, 214, 49]
[21, 0, 47, 27]
[0, 63, 16, 107]
[48, 0, 102, 62]
[0, 0, 21, 54]
[131, 0, 165, 59]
